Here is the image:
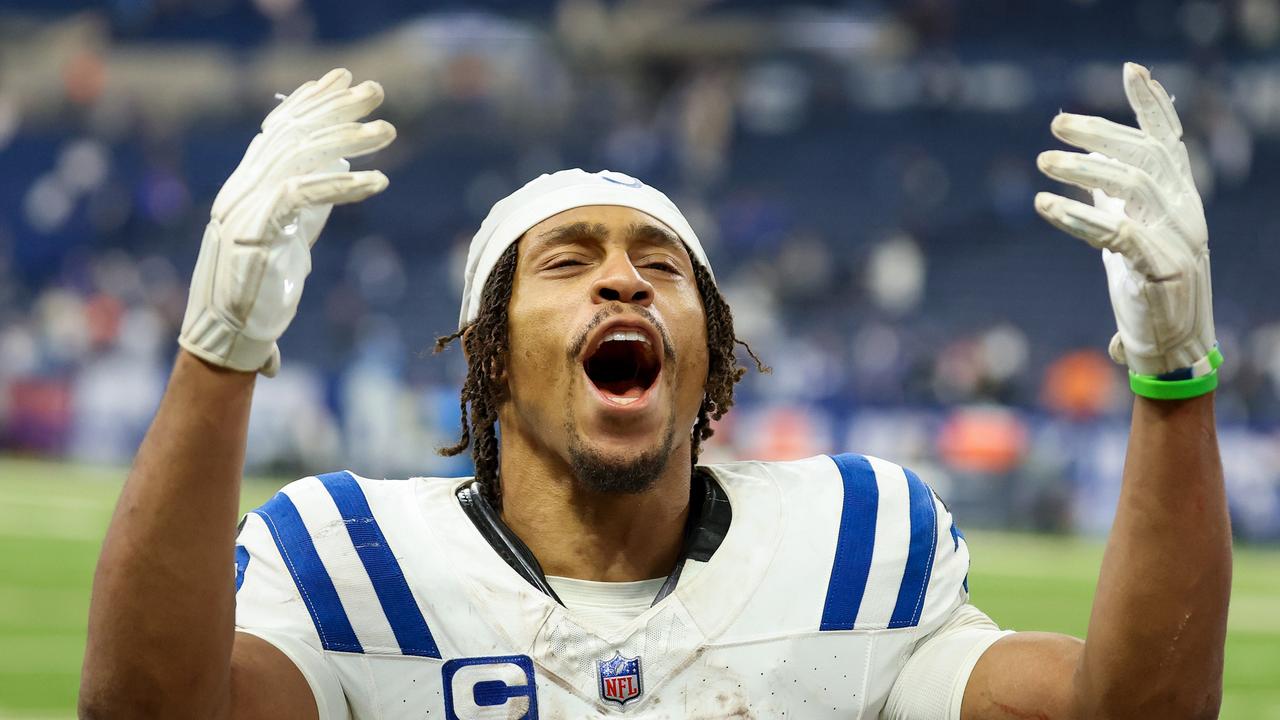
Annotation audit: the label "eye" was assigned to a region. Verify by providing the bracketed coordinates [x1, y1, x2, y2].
[546, 258, 587, 270]
[642, 259, 680, 274]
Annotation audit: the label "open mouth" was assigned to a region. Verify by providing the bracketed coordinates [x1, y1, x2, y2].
[583, 329, 661, 406]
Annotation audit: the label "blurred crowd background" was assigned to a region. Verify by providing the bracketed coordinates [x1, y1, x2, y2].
[2, 0, 1280, 539]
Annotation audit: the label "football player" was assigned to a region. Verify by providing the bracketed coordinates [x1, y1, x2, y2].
[81, 63, 1228, 719]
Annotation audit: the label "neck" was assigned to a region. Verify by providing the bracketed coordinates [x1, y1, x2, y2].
[496, 437, 692, 583]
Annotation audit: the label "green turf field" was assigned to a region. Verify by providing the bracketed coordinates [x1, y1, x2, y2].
[1, 456, 1277, 719]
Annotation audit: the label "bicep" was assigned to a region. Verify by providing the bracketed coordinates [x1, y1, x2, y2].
[228, 632, 322, 720]
[960, 632, 1083, 720]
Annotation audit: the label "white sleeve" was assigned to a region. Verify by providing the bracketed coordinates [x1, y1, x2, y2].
[881, 604, 1013, 720]
[877, 469, 1012, 720]
[235, 503, 350, 720]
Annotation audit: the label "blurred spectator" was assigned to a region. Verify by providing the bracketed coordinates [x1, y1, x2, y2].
[1041, 350, 1119, 420]
[3, 0, 1280, 539]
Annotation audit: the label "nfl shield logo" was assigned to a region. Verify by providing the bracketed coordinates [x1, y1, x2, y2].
[596, 652, 643, 706]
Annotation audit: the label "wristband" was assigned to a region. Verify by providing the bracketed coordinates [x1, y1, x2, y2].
[1128, 346, 1223, 400]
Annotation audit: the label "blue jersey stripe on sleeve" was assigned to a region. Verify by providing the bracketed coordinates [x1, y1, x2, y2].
[234, 545, 250, 592]
[950, 518, 969, 592]
[317, 471, 441, 659]
[253, 493, 364, 653]
[820, 454, 880, 631]
[888, 468, 939, 629]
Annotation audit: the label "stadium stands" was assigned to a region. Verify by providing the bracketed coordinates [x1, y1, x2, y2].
[3, 0, 1280, 538]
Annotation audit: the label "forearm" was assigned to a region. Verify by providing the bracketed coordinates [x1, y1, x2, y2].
[1076, 392, 1230, 718]
[81, 350, 255, 718]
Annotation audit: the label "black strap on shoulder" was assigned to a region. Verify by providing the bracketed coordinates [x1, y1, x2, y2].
[457, 481, 564, 604]
[685, 467, 733, 563]
[456, 469, 732, 607]
[650, 468, 732, 605]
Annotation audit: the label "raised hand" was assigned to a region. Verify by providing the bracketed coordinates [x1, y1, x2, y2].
[179, 68, 396, 376]
[1035, 62, 1217, 386]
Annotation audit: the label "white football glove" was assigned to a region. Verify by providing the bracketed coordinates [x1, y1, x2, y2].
[180, 68, 395, 376]
[1035, 62, 1215, 378]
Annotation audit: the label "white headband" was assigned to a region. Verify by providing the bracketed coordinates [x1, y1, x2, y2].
[459, 168, 713, 328]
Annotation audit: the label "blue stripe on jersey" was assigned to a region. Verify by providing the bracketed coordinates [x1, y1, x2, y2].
[888, 468, 939, 629]
[820, 454, 880, 631]
[317, 471, 441, 659]
[253, 493, 363, 653]
[950, 521, 969, 593]
[234, 545, 250, 592]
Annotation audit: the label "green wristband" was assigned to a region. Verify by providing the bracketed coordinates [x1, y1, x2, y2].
[1128, 347, 1224, 400]
[1129, 370, 1218, 400]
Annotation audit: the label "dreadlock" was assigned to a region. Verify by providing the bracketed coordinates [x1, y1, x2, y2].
[434, 242, 767, 507]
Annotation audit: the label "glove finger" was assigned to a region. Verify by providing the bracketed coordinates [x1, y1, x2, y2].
[270, 171, 387, 247]
[263, 68, 353, 130]
[306, 119, 397, 160]
[265, 80, 316, 126]
[1034, 191, 1125, 250]
[1037, 192, 1167, 278]
[277, 170, 390, 218]
[1122, 62, 1183, 148]
[1050, 113, 1163, 173]
[1037, 150, 1167, 226]
[264, 120, 396, 181]
[292, 80, 386, 127]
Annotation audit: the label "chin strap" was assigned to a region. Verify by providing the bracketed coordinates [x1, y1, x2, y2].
[456, 469, 733, 608]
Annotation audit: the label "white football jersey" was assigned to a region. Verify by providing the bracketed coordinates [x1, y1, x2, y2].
[234, 454, 984, 719]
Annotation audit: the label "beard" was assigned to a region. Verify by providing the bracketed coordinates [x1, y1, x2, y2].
[565, 414, 679, 494]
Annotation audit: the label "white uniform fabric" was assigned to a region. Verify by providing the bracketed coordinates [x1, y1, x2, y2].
[233, 454, 1004, 718]
[458, 168, 713, 328]
[883, 604, 1012, 720]
[544, 575, 668, 636]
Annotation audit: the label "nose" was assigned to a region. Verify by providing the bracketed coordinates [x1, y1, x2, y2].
[590, 253, 654, 308]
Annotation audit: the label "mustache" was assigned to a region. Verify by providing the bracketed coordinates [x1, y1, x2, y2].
[567, 303, 677, 365]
